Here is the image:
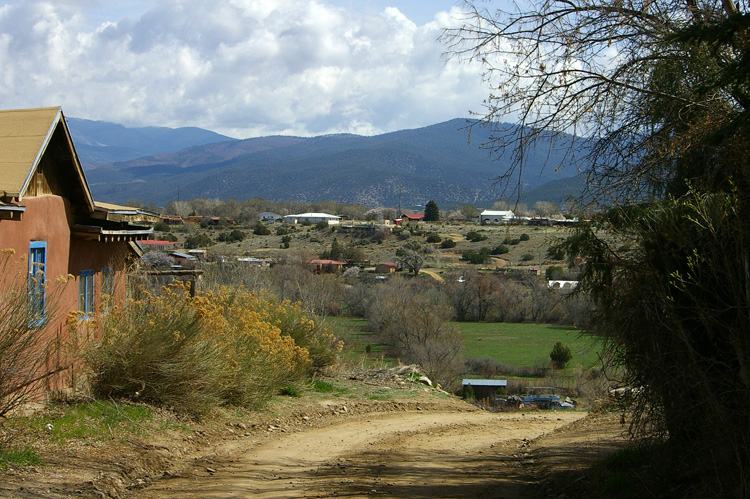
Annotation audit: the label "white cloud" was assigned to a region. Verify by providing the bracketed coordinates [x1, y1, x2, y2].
[0, 0, 487, 138]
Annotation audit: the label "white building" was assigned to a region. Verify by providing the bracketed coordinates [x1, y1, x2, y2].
[283, 212, 342, 225]
[479, 210, 515, 224]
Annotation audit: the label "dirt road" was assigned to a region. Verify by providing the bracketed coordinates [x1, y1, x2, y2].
[132, 410, 587, 499]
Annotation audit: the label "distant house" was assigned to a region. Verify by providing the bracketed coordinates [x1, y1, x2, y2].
[169, 251, 196, 267]
[258, 212, 283, 223]
[308, 259, 345, 273]
[0, 106, 157, 391]
[139, 240, 179, 251]
[401, 213, 425, 222]
[237, 256, 272, 267]
[283, 213, 341, 225]
[480, 210, 515, 224]
[161, 215, 185, 225]
[375, 262, 397, 274]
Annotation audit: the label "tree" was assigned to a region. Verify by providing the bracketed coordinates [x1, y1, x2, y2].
[396, 241, 433, 276]
[423, 200, 440, 222]
[457, 204, 479, 221]
[549, 341, 572, 369]
[446, 1, 750, 493]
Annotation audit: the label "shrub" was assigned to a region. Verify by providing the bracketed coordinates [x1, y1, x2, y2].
[519, 233, 530, 241]
[465, 231, 488, 242]
[79, 283, 314, 416]
[440, 238, 456, 248]
[490, 244, 509, 255]
[315, 221, 329, 230]
[461, 249, 491, 264]
[425, 233, 441, 243]
[184, 234, 214, 249]
[253, 223, 271, 235]
[228, 291, 343, 369]
[520, 252, 534, 261]
[547, 245, 566, 260]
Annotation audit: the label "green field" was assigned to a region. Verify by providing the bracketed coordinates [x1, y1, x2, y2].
[326, 317, 602, 370]
[457, 322, 601, 369]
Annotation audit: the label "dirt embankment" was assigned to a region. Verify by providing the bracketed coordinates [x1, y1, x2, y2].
[0, 369, 627, 499]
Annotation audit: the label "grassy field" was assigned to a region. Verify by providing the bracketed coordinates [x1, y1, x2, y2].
[457, 322, 601, 370]
[326, 316, 602, 371]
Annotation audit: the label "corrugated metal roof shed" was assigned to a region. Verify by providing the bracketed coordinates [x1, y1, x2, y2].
[462, 379, 508, 387]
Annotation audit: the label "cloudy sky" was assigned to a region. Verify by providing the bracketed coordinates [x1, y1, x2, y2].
[0, 0, 494, 138]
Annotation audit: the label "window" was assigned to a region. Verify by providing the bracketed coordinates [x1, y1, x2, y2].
[28, 241, 47, 326]
[79, 270, 94, 319]
[101, 267, 113, 313]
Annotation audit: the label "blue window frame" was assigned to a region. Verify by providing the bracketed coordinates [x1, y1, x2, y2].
[28, 241, 47, 326]
[79, 269, 94, 319]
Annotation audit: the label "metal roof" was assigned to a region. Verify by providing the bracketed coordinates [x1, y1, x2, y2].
[462, 379, 508, 387]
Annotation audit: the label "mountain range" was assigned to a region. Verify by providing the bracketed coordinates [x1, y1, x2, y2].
[71, 117, 585, 208]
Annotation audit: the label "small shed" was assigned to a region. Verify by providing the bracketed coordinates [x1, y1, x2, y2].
[462, 379, 508, 400]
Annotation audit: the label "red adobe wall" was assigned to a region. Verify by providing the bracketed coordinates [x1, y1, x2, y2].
[0, 195, 131, 392]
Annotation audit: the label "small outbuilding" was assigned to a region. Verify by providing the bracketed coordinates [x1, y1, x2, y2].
[462, 379, 508, 401]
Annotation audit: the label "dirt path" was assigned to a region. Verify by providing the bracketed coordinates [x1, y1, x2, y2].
[132, 410, 586, 499]
[418, 269, 444, 281]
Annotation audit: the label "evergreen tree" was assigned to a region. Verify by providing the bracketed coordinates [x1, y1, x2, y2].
[424, 200, 440, 222]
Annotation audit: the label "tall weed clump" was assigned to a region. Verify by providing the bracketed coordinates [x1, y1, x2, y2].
[80, 283, 312, 417]
[0, 249, 70, 420]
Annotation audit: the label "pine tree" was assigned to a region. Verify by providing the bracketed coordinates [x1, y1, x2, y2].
[424, 200, 439, 222]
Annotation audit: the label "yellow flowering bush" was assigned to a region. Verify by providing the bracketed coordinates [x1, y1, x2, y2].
[80, 283, 314, 417]
[230, 290, 343, 368]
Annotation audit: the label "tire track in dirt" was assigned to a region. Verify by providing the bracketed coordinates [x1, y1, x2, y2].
[134, 410, 585, 499]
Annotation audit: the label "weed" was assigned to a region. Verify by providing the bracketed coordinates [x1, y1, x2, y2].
[280, 384, 301, 397]
[27, 400, 152, 443]
[0, 447, 40, 470]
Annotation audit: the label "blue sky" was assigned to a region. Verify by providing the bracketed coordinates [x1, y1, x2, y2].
[0, 0, 492, 138]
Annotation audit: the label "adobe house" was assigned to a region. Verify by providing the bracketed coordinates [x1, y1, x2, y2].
[308, 259, 345, 273]
[0, 106, 157, 391]
[375, 262, 397, 274]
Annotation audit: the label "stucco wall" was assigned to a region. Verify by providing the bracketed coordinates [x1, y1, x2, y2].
[0, 195, 131, 392]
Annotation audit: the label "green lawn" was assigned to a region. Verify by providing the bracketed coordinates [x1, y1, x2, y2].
[457, 322, 601, 369]
[326, 316, 602, 371]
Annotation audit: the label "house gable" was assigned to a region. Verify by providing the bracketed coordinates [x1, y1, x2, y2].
[0, 107, 93, 213]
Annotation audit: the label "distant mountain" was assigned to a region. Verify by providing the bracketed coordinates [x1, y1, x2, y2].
[67, 117, 237, 164]
[79, 118, 586, 207]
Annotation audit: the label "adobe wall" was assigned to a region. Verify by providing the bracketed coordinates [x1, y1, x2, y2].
[0, 195, 131, 393]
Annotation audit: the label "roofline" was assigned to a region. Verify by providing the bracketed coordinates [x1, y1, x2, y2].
[17, 108, 96, 211]
[18, 107, 61, 201]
